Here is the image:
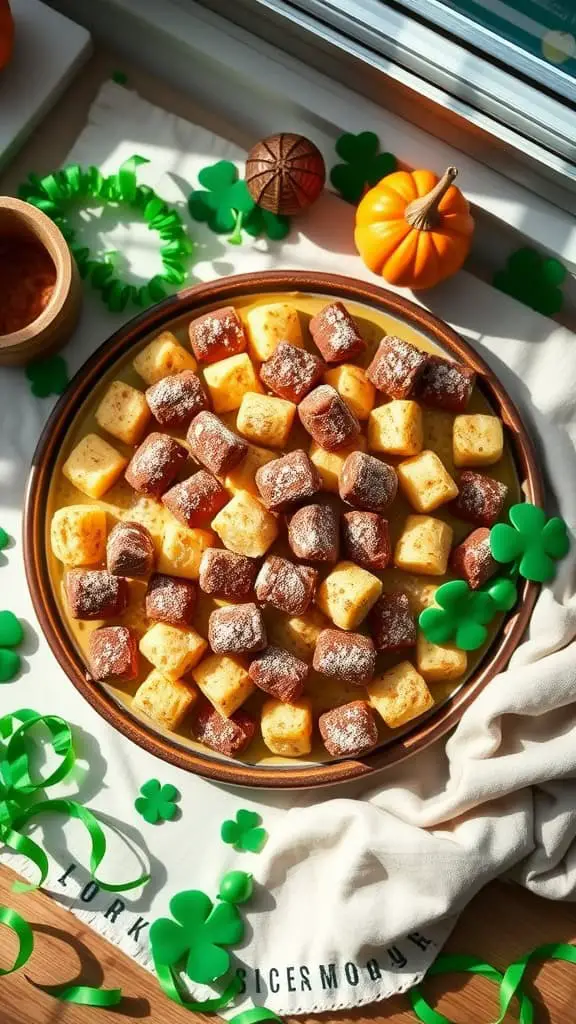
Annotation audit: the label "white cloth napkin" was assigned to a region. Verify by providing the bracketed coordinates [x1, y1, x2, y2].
[0, 81, 575, 1015]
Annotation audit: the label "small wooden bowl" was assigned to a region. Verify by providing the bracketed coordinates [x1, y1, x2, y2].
[0, 197, 82, 366]
[25, 271, 543, 789]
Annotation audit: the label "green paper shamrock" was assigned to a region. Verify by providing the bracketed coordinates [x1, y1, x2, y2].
[0, 528, 10, 551]
[482, 576, 518, 612]
[493, 247, 566, 317]
[149, 889, 244, 984]
[0, 611, 24, 683]
[188, 161, 255, 243]
[490, 503, 570, 583]
[419, 580, 495, 651]
[218, 870, 253, 905]
[135, 779, 179, 824]
[330, 131, 397, 204]
[221, 809, 267, 853]
[244, 206, 291, 241]
[25, 355, 69, 398]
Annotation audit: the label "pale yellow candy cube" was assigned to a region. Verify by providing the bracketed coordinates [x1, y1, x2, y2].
[139, 622, 207, 680]
[316, 560, 382, 630]
[133, 669, 197, 729]
[203, 353, 262, 414]
[224, 444, 276, 497]
[245, 303, 303, 362]
[453, 414, 504, 467]
[211, 492, 278, 558]
[397, 449, 459, 513]
[158, 521, 215, 579]
[261, 698, 313, 757]
[367, 661, 433, 728]
[62, 434, 128, 499]
[95, 380, 151, 446]
[236, 392, 296, 448]
[50, 505, 107, 566]
[309, 435, 366, 493]
[266, 606, 329, 662]
[192, 653, 255, 717]
[394, 515, 453, 576]
[416, 633, 468, 682]
[323, 364, 375, 420]
[368, 400, 423, 457]
[133, 331, 197, 385]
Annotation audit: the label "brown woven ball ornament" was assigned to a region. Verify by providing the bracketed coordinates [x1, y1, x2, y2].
[245, 133, 326, 216]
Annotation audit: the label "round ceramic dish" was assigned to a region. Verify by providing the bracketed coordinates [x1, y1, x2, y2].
[25, 271, 542, 788]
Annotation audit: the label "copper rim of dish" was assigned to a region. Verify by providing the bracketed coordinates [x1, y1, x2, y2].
[24, 271, 543, 789]
[0, 197, 73, 350]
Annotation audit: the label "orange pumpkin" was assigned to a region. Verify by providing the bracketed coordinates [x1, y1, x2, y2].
[354, 166, 474, 290]
[0, 0, 14, 71]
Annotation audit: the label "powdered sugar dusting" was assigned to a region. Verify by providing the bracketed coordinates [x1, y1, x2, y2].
[260, 342, 324, 402]
[298, 385, 360, 451]
[454, 471, 508, 526]
[162, 470, 227, 527]
[340, 451, 398, 512]
[342, 511, 391, 570]
[319, 700, 378, 756]
[187, 411, 248, 475]
[418, 355, 475, 411]
[199, 549, 257, 600]
[249, 645, 309, 702]
[146, 370, 208, 426]
[369, 592, 416, 652]
[256, 450, 320, 510]
[288, 503, 339, 562]
[209, 602, 267, 654]
[125, 433, 187, 495]
[313, 628, 375, 684]
[189, 306, 246, 363]
[66, 569, 127, 619]
[255, 555, 317, 615]
[89, 626, 137, 680]
[367, 336, 427, 398]
[310, 302, 365, 362]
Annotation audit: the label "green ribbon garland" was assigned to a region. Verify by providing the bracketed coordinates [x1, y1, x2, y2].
[0, 709, 149, 894]
[0, 905, 122, 1006]
[153, 956, 243, 1012]
[19, 155, 193, 312]
[409, 944, 576, 1024]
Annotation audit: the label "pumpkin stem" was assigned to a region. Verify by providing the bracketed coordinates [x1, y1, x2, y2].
[405, 167, 458, 231]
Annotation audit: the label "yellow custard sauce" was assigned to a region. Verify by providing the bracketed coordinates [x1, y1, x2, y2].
[46, 292, 521, 766]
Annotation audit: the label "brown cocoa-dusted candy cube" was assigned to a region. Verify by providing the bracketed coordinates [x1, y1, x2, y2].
[288, 503, 339, 563]
[188, 306, 247, 365]
[309, 301, 365, 364]
[298, 384, 360, 452]
[260, 342, 325, 403]
[208, 602, 267, 655]
[249, 645, 309, 703]
[450, 527, 498, 590]
[162, 470, 228, 529]
[199, 548, 257, 601]
[125, 432, 188, 498]
[88, 625, 139, 681]
[366, 336, 427, 398]
[451, 470, 508, 527]
[342, 511, 391, 571]
[194, 701, 256, 757]
[145, 573, 197, 627]
[255, 449, 321, 512]
[313, 628, 376, 685]
[146, 370, 209, 428]
[339, 451, 398, 512]
[416, 355, 475, 413]
[319, 700, 378, 758]
[65, 569, 129, 620]
[369, 592, 416, 653]
[187, 411, 248, 476]
[106, 521, 155, 577]
[255, 555, 317, 616]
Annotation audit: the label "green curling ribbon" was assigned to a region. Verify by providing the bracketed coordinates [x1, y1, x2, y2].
[409, 954, 534, 1024]
[19, 155, 193, 312]
[0, 709, 149, 894]
[498, 942, 576, 1024]
[229, 1008, 281, 1024]
[153, 957, 243, 1012]
[0, 905, 122, 1006]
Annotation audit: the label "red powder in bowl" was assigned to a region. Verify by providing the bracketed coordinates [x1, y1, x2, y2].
[0, 237, 57, 336]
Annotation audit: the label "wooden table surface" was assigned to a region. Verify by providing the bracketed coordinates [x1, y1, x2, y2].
[1, 864, 575, 1024]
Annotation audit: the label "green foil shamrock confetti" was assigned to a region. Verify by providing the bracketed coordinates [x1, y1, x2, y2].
[0, 528, 10, 551]
[0, 610, 24, 682]
[135, 778, 180, 824]
[493, 247, 567, 317]
[419, 580, 495, 651]
[25, 355, 69, 398]
[218, 870, 254, 905]
[0, 708, 149, 893]
[0, 905, 123, 1006]
[221, 809, 268, 853]
[19, 155, 193, 311]
[330, 131, 397, 204]
[150, 889, 244, 985]
[490, 503, 570, 583]
[188, 161, 290, 244]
